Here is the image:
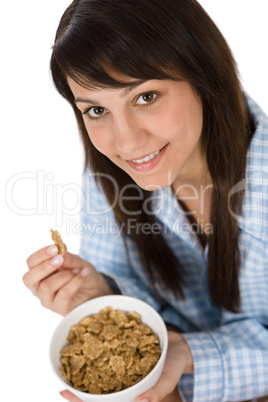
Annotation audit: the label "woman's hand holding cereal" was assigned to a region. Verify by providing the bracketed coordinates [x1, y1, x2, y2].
[23, 244, 113, 316]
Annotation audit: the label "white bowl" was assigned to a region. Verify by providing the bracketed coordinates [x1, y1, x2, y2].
[49, 295, 168, 402]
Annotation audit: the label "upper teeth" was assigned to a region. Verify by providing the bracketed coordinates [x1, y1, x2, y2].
[131, 149, 161, 164]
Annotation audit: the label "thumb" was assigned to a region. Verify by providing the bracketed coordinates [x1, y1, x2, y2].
[136, 372, 176, 402]
[60, 390, 83, 401]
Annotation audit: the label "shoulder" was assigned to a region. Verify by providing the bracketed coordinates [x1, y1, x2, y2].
[238, 95, 268, 240]
[246, 94, 268, 162]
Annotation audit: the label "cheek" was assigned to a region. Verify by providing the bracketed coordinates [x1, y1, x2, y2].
[144, 113, 178, 141]
[155, 107, 186, 142]
[167, 99, 203, 143]
[85, 124, 114, 156]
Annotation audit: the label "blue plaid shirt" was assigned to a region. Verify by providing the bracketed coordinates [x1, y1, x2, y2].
[79, 95, 268, 401]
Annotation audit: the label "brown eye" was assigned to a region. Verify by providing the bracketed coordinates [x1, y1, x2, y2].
[95, 107, 105, 115]
[142, 93, 154, 102]
[85, 106, 109, 119]
[136, 92, 157, 105]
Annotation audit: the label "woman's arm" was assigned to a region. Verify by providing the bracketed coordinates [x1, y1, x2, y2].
[179, 318, 268, 401]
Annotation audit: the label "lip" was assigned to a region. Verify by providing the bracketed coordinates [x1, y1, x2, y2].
[125, 144, 168, 172]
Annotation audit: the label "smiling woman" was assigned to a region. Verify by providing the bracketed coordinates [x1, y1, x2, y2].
[68, 77, 203, 190]
[51, 0, 251, 312]
[22, 0, 268, 401]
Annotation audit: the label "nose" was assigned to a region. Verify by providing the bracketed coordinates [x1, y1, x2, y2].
[113, 113, 148, 155]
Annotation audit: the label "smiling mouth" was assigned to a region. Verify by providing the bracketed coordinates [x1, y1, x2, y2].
[130, 145, 167, 164]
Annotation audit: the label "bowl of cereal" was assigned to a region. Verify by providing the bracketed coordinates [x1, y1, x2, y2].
[49, 295, 168, 402]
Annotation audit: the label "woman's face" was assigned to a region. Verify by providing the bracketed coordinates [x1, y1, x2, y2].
[68, 74, 204, 191]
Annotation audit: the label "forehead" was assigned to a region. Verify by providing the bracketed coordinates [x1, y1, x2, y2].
[67, 76, 152, 105]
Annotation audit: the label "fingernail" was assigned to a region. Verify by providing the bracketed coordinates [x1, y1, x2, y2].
[80, 267, 90, 277]
[139, 399, 149, 402]
[72, 268, 80, 274]
[46, 245, 58, 255]
[51, 254, 64, 266]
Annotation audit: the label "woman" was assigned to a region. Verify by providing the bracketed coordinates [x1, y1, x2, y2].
[23, 0, 268, 401]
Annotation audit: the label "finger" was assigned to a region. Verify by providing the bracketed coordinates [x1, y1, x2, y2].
[23, 254, 64, 294]
[26, 245, 59, 268]
[53, 268, 90, 309]
[59, 390, 83, 402]
[37, 269, 75, 307]
[60, 251, 89, 270]
[136, 373, 175, 402]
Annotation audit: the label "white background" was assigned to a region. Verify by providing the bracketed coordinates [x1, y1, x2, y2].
[1, 1, 268, 401]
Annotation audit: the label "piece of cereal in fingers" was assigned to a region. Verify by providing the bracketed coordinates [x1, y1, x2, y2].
[50, 229, 65, 255]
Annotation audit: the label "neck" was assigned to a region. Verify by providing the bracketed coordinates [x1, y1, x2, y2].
[172, 147, 212, 195]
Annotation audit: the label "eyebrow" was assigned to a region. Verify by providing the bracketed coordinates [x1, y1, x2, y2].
[74, 79, 147, 105]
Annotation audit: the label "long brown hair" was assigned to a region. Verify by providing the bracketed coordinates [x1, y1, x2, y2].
[50, 0, 255, 312]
